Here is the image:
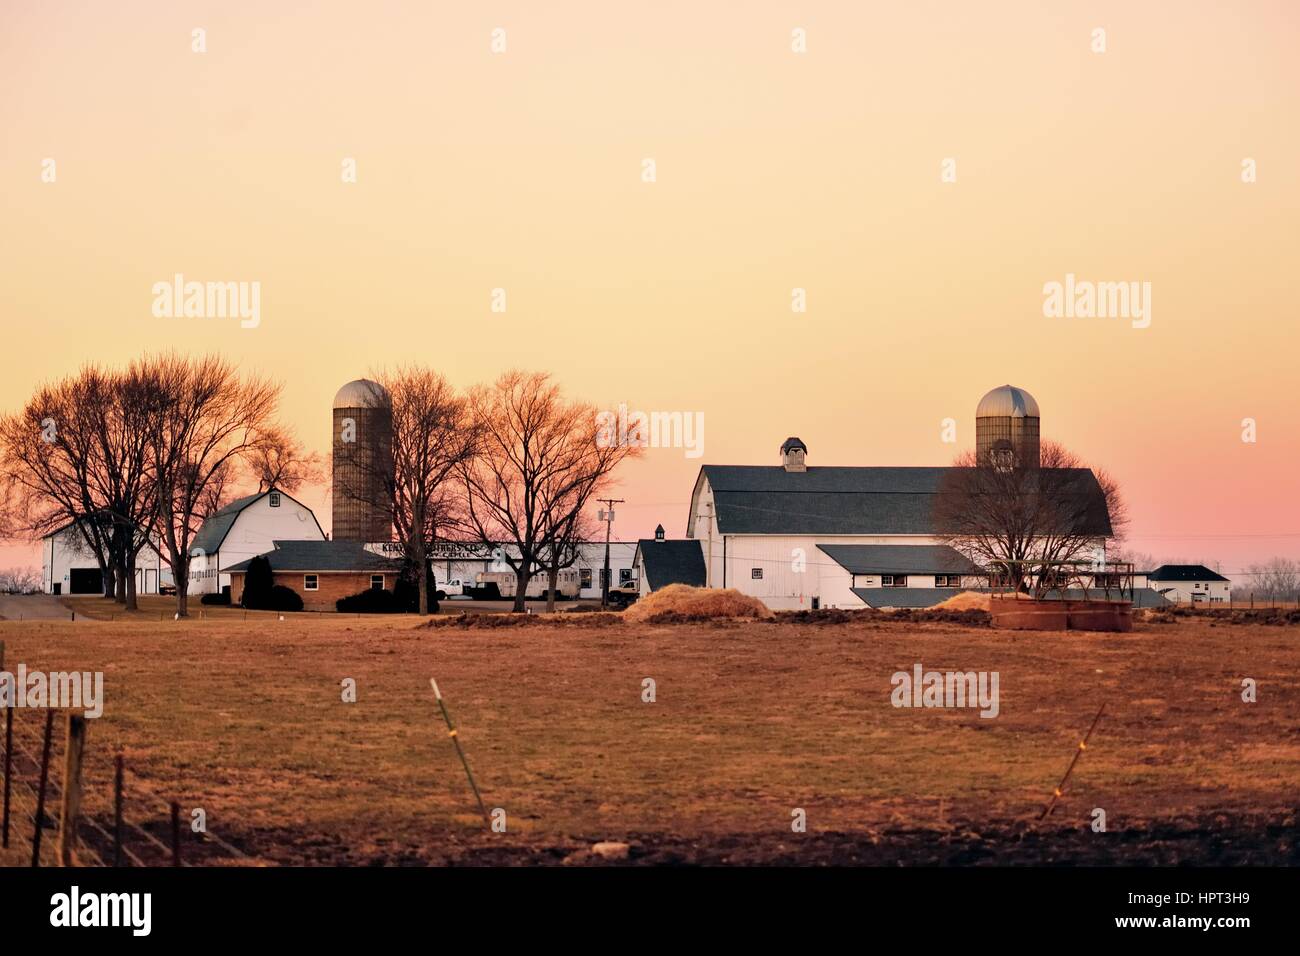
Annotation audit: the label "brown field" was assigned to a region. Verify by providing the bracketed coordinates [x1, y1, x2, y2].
[1, 609, 1298, 866]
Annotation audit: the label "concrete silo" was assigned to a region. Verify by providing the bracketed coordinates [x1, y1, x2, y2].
[332, 378, 394, 542]
[975, 384, 1040, 468]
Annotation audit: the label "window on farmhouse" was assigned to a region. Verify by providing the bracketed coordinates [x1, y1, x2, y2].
[580, 568, 592, 589]
[304, 574, 318, 591]
[370, 575, 384, 590]
[269, 492, 281, 507]
[751, 568, 763, 580]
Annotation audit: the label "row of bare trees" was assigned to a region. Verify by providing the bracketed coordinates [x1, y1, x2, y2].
[0, 355, 316, 615]
[341, 369, 639, 613]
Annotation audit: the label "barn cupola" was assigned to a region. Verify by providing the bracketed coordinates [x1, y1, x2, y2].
[780, 437, 807, 473]
[654, 524, 665, 541]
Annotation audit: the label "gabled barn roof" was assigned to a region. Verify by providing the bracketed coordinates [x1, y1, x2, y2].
[190, 488, 322, 555]
[691, 465, 1112, 537]
[635, 539, 706, 591]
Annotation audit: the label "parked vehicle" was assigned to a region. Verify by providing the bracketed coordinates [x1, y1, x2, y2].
[475, 568, 581, 600]
[606, 580, 639, 608]
[433, 578, 473, 601]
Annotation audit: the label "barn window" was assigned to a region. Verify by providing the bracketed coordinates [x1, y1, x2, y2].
[936, 575, 958, 588]
[370, 575, 384, 590]
[269, 492, 281, 507]
[882, 575, 908, 588]
[751, 568, 763, 580]
[304, 574, 318, 591]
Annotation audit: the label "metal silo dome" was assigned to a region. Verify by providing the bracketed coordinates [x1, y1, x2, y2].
[975, 384, 1040, 419]
[976, 384, 1040, 467]
[333, 379, 391, 409]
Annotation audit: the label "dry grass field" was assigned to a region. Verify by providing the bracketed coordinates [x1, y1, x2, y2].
[1, 607, 1298, 866]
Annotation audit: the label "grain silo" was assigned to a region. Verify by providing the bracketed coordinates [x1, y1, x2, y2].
[332, 378, 394, 542]
[975, 384, 1040, 468]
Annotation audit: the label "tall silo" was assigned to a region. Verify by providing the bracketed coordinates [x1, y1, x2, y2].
[975, 384, 1040, 468]
[332, 378, 394, 542]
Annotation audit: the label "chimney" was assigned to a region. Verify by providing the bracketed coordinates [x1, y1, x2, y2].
[780, 437, 807, 473]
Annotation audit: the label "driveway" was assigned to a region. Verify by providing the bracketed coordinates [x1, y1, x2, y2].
[0, 594, 81, 622]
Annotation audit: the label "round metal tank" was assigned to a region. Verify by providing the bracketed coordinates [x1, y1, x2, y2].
[976, 384, 1040, 467]
[332, 379, 394, 542]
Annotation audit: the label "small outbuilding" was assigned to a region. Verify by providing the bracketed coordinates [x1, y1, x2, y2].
[633, 538, 707, 595]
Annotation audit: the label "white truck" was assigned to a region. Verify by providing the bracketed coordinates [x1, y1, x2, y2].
[433, 578, 473, 600]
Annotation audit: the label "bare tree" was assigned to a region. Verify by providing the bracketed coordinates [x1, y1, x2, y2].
[933, 440, 1127, 598]
[1244, 557, 1300, 602]
[461, 371, 641, 612]
[150, 355, 284, 617]
[0, 366, 144, 601]
[251, 429, 323, 493]
[0, 566, 41, 593]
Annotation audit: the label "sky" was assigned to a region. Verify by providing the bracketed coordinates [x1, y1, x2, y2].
[2, 1, 1298, 577]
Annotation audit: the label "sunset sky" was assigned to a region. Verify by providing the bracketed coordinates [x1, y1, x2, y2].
[2, 1, 1298, 576]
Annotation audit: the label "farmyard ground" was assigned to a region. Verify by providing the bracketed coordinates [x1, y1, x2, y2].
[1, 609, 1297, 866]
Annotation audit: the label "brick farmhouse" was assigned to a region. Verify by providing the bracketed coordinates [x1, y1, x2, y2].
[225, 540, 405, 612]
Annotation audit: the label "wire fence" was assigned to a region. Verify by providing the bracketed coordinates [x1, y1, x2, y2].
[1, 703, 255, 868]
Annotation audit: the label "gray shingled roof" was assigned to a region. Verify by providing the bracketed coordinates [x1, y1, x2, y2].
[818, 544, 982, 575]
[635, 539, 706, 590]
[851, 587, 969, 608]
[190, 491, 271, 555]
[694, 465, 1112, 537]
[1147, 564, 1229, 583]
[224, 540, 404, 574]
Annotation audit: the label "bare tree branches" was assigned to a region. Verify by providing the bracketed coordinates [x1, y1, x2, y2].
[933, 440, 1126, 597]
[461, 370, 641, 612]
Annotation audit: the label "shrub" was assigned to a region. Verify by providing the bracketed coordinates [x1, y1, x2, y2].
[265, 585, 304, 612]
[337, 587, 409, 614]
[201, 592, 231, 606]
[241, 555, 274, 608]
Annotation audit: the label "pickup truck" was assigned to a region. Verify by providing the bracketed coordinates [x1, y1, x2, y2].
[434, 578, 473, 600]
[606, 581, 639, 608]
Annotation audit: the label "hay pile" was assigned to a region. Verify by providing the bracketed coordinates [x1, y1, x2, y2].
[932, 590, 992, 611]
[624, 584, 773, 623]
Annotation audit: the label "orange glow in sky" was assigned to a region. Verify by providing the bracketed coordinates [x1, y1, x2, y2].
[2, 1, 1298, 574]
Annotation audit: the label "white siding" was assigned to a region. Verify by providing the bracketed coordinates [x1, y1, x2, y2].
[190, 495, 324, 594]
[43, 524, 170, 596]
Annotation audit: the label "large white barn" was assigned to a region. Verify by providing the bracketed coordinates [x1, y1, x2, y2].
[188, 488, 326, 597]
[654, 385, 1147, 611]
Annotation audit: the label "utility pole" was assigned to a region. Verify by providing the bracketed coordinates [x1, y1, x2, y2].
[704, 500, 714, 588]
[598, 498, 623, 608]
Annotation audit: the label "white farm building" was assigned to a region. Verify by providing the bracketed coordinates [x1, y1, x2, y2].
[640, 385, 1164, 612]
[41, 518, 172, 596]
[188, 488, 326, 597]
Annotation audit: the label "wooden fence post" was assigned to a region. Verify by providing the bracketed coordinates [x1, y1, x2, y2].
[31, 709, 55, 867]
[171, 801, 181, 866]
[0, 639, 8, 849]
[57, 713, 87, 866]
[114, 752, 124, 866]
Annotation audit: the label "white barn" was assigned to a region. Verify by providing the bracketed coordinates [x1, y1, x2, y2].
[677, 429, 1117, 611]
[188, 488, 325, 597]
[41, 519, 171, 596]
